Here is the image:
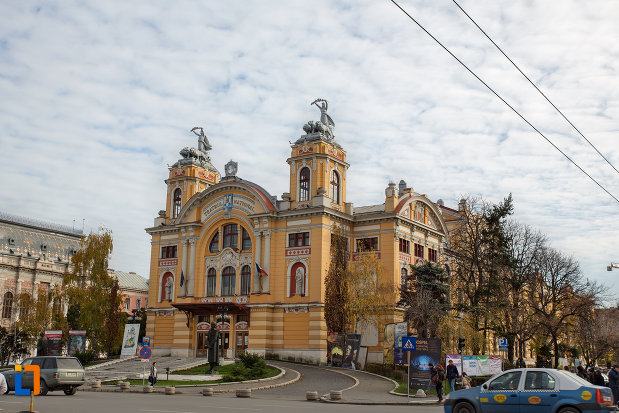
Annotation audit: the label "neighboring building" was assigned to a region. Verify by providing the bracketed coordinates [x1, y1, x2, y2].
[109, 269, 149, 313]
[145, 101, 454, 362]
[0, 212, 82, 327]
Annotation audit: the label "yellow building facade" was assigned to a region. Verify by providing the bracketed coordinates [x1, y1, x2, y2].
[145, 102, 454, 363]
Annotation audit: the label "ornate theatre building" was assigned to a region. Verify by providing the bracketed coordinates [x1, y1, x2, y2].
[145, 100, 457, 363]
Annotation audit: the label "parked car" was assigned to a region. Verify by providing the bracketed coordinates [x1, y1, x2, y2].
[444, 368, 616, 413]
[2, 356, 85, 395]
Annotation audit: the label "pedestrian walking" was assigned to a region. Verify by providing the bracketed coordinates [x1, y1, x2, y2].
[149, 361, 158, 386]
[461, 372, 471, 389]
[430, 363, 445, 402]
[588, 367, 596, 383]
[577, 365, 588, 380]
[446, 359, 460, 392]
[593, 370, 605, 387]
[608, 365, 619, 405]
[0, 372, 6, 395]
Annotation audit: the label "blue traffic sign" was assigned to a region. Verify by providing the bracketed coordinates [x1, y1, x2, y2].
[140, 347, 151, 359]
[142, 336, 151, 348]
[498, 338, 508, 351]
[402, 336, 416, 351]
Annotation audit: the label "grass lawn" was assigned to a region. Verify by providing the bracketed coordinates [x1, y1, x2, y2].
[103, 363, 280, 386]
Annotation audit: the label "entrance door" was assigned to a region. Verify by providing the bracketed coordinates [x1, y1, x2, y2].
[236, 332, 248, 355]
[219, 332, 230, 358]
[196, 332, 208, 357]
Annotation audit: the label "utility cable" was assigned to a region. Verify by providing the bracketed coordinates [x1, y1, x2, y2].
[451, 0, 619, 176]
[389, 0, 619, 204]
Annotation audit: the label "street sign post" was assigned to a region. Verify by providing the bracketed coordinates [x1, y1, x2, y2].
[498, 338, 508, 371]
[402, 336, 416, 401]
[140, 347, 151, 387]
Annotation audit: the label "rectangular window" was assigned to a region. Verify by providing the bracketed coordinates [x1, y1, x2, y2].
[124, 298, 130, 310]
[160, 245, 177, 259]
[356, 237, 378, 252]
[399, 239, 410, 254]
[223, 224, 238, 249]
[414, 243, 424, 258]
[135, 299, 141, 310]
[221, 276, 235, 296]
[428, 248, 438, 262]
[288, 232, 310, 247]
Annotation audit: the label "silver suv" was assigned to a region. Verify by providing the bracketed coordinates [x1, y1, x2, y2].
[3, 356, 85, 395]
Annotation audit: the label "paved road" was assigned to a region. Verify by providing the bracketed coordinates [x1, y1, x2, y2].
[0, 392, 445, 413]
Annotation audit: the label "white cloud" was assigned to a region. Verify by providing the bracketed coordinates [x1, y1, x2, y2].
[1, 0, 618, 299]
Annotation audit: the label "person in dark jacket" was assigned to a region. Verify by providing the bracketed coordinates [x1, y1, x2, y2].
[430, 364, 446, 402]
[577, 365, 588, 380]
[446, 360, 460, 392]
[608, 365, 619, 404]
[593, 370, 606, 387]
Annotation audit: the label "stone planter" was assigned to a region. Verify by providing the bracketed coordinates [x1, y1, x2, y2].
[306, 391, 319, 401]
[236, 388, 251, 398]
[415, 389, 427, 398]
[119, 381, 130, 390]
[202, 387, 214, 396]
[330, 390, 342, 400]
[165, 386, 175, 395]
[90, 380, 101, 389]
[143, 386, 153, 393]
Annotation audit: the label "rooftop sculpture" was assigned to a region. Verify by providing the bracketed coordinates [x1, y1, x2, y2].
[302, 98, 335, 141]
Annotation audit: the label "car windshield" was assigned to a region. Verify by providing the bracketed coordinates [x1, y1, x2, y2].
[56, 358, 82, 369]
[557, 370, 592, 386]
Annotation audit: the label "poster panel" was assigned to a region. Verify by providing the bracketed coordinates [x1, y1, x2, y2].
[477, 355, 490, 375]
[489, 355, 502, 375]
[462, 355, 477, 376]
[383, 323, 395, 365]
[342, 334, 362, 369]
[44, 330, 63, 356]
[446, 354, 462, 376]
[327, 332, 338, 365]
[68, 330, 87, 355]
[408, 338, 442, 389]
[356, 319, 378, 347]
[328, 333, 346, 367]
[120, 323, 140, 357]
[394, 322, 407, 365]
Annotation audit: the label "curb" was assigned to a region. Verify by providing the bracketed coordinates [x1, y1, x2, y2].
[85, 356, 138, 371]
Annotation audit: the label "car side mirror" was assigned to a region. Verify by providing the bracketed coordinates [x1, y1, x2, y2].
[482, 384, 488, 390]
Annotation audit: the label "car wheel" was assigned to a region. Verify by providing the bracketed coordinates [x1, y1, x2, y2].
[453, 401, 477, 413]
[557, 407, 581, 413]
[39, 379, 48, 396]
[64, 387, 77, 395]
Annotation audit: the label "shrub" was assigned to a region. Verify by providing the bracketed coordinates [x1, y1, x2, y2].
[223, 354, 268, 381]
[73, 349, 97, 365]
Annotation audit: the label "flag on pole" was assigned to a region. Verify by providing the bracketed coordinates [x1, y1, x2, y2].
[255, 263, 268, 277]
[180, 270, 185, 287]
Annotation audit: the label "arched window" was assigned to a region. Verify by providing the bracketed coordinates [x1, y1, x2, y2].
[172, 188, 182, 218]
[240, 265, 251, 295]
[221, 266, 236, 296]
[1, 292, 13, 319]
[206, 268, 217, 297]
[223, 224, 238, 249]
[209, 232, 220, 253]
[241, 228, 252, 251]
[160, 272, 174, 301]
[299, 167, 310, 202]
[329, 170, 340, 204]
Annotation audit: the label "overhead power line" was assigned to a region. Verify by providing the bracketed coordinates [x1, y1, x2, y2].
[389, 0, 619, 205]
[451, 0, 619, 176]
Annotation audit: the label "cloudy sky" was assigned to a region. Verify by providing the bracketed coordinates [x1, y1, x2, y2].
[1, 1, 618, 300]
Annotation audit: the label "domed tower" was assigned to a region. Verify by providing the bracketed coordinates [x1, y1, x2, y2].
[286, 99, 349, 212]
[162, 127, 220, 224]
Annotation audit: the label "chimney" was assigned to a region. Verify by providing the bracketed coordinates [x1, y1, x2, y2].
[398, 180, 407, 196]
[385, 181, 398, 212]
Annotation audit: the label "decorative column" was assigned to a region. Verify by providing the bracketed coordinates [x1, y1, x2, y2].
[188, 238, 196, 296]
[181, 238, 189, 297]
[14, 280, 22, 323]
[262, 230, 271, 292]
[33, 281, 40, 301]
[253, 231, 262, 293]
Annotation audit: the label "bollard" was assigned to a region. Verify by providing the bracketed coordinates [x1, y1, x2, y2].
[415, 389, 426, 398]
[165, 386, 176, 395]
[202, 387, 214, 396]
[119, 381, 130, 390]
[91, 379, 101, 389]
[306, 391, 319, 401]
[236, 388, 251, 398]
[330, 390, 342, 400]
[143, 386, 153, 393]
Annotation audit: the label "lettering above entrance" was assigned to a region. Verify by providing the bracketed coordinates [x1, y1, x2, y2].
[200, 296, 248, 304]
[201, 194, 256, 223]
